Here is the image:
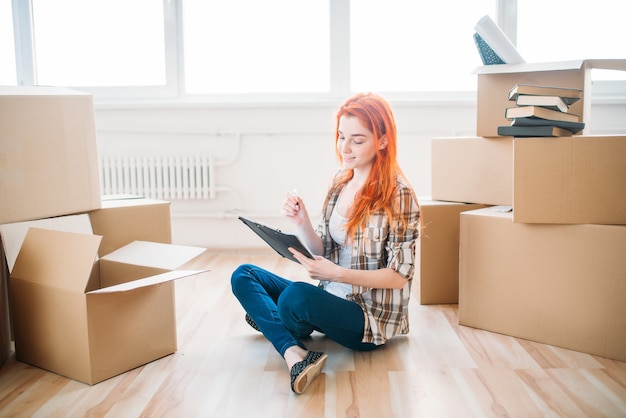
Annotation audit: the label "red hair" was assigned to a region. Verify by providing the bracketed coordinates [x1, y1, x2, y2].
[328, 92, 405, 239]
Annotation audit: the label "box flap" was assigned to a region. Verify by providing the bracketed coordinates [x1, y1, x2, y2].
[98, 196, 170, 209]
[86, 269, 208, 294]
[462, 207, 512, 220]
[100, 194, 146, 202]
[582, 59, 626, 71]
[11, 228, 101, 292]
[0, 214, 93, 273]
[473, 60, 586, 75]
[473, 59, 626, 75]
[94, 195, 171, 212]
[101, 241, 205, 270]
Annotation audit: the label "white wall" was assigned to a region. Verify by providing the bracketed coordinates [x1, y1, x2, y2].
[93, 99, 626, 249]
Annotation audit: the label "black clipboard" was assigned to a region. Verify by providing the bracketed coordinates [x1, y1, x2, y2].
[238, 216, 314, 264]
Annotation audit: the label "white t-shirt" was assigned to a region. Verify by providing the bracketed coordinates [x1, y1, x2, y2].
[324, 205, 353, 299]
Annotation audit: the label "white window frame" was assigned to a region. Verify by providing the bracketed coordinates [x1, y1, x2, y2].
[10, 0, 625, 103]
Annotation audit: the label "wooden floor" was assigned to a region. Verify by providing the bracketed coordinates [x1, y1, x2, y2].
[0, 249, 625, 417]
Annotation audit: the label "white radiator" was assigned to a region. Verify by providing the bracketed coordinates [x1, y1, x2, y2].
[99, 155, 216, 200]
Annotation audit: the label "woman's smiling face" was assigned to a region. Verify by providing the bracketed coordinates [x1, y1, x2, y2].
[337, 115, 386, 173]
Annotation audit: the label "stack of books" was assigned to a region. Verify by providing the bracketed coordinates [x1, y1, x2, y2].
[498, 84, 586, 137]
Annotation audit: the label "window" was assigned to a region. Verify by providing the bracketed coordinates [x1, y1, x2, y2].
[31, 0, 166, 87]
[183, 0, 330, 95]
[4, 0, 625, 101]
[0, 0, 16, 85]
[350, 0, 493, 93]
[517, 0, 626, 81]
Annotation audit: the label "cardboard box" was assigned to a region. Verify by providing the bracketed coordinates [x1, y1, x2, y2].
[9, 226, 206, 385]
[0, 86, 101, 224]
[1, 214, 95, 273]
[90, 196, 172, 257]
[474, 59, 626, 137]
[0, 198, 173, 270]
[431, 137, 513, 206]
[459, 208, 626, 362]
[0, 238, 11, 368]
[514, 136, 626, 225]
[417, 200, 489, 304]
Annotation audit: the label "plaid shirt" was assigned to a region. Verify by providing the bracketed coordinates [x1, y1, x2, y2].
[316, 172, 420, 345]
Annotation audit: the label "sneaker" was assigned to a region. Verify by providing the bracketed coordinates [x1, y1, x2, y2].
[245, 313, 261, 332]
[290, 351, 328, 394]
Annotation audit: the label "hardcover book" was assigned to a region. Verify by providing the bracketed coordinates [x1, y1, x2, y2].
[473, 33, 505, 65]
[497, 125, 573, 137]
[514, 94, 569, 113]
[474, 15, 525, 64]
[505, 105, 581, 123]
[510, 117, 585, 134]
[508, 84, 582, 105]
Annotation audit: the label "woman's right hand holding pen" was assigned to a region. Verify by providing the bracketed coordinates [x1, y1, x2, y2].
[283, 189, 324, 256]
[282, 189, 307, 227]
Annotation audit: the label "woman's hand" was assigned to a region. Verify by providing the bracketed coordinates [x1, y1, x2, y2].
[282, 191, 325, 256]
[282, 191, 309, 228]
[289, 248, 340, 281]
[290, 247, 408, 290]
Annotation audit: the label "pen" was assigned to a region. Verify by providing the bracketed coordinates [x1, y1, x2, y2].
[293, 188, 299, 210]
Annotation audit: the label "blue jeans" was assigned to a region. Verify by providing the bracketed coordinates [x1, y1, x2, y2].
[231, 263, 379, 357]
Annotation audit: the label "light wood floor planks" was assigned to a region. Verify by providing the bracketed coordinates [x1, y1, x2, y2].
[0, 249, 625, 417]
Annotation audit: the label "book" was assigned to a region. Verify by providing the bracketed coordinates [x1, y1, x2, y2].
[474, 15, 525, 64]
[473, 33, 505, 65]
[497, 125, 573, 137]
[508, 84, 582, 105]
[239, 216, 314, 264]
[514, 94, 569, 113]
[505, 105, 581, 122]
[510, 117, 585, 134]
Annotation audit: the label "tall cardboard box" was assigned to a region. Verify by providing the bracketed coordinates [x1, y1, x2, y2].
[418, 200, 488, 304]
[431, 137, 512, 206]
[458, 208, 626, 362]
[9, 227, 207, 385]
[90, 196, 172, 257]
[513, 135, 626, 225]
[0, 238, 11, 368]
[0, 86, 101, 224]
[473, 59, 626, 137]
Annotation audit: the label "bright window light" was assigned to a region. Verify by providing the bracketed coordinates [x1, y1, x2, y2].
[350, 0, 494, 92]
[32, 0, 166, 86]
[518, 0, 626, 81]
[0, 0, 16, 85]
[183, 0, 330, 94]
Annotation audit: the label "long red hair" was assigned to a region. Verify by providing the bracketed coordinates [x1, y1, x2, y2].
[329, 92, 405, 239]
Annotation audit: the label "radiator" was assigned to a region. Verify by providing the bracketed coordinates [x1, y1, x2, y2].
[99, 155, 216, 200]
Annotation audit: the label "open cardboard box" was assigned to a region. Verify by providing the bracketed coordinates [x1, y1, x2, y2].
[474, 59, 626, 137]
[0, 239, 10, 368]
[7, 222, 207, 385]
[90, 195, 173, 257]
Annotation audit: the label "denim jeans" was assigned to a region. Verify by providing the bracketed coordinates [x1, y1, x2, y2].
[231, 263, 379, 357]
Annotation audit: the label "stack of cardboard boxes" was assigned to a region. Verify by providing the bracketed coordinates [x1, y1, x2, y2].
[430, 60, 626, 362]
[0, 87, 207, 384]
